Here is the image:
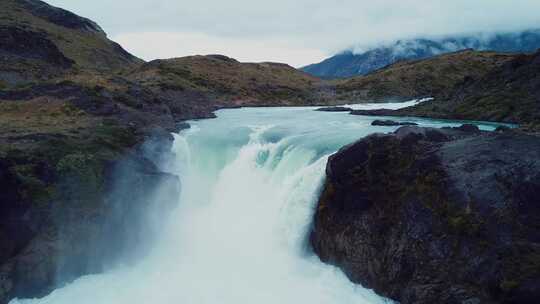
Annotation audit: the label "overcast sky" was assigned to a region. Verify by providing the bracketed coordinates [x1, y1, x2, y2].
[47, 0, 540, 67]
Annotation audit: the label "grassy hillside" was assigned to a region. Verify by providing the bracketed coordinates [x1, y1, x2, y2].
[128, 55, 324, 107]
[333, 50, 516, 103]
[355, 50, 540, 127]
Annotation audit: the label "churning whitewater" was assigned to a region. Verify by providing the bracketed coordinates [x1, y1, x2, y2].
[12, 102, 504, 304]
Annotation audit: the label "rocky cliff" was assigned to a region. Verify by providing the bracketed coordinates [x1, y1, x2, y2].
[311, 126, 540, 303]
[0, 80, 181, 302]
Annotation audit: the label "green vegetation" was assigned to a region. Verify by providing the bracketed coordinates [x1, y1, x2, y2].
[9, 164, 53, 205]
[0, 121, 138, 208]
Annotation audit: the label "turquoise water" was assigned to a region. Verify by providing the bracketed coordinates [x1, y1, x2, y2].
[12, 103, 506, 304]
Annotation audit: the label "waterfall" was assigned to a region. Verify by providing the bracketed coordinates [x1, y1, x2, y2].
[12, 102, 503, 304]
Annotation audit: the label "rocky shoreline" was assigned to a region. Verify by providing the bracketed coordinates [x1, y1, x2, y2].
[311, 126, 540, 303]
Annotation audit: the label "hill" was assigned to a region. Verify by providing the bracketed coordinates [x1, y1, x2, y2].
[127, 55, 324, 111]
[332, 50, 516, 103]
[352, 49, 540, 127]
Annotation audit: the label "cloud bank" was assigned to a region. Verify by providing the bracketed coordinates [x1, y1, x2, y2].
[47, 0, 540, 67]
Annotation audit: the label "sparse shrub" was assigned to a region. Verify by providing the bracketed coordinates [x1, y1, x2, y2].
[60, 103, 84, 116]
[3, 103, 21, 112]
[56, 79, 78, 87]
[14, 81, 36, 90]
[500, 280, 519, 293]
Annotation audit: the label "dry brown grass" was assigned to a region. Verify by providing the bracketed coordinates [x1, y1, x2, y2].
[0, 98, 96, 140]
[129, 55, 323, 105]
[334, 50, 517, 102]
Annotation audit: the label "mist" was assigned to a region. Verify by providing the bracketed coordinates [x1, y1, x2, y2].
[349, 29, 540, 56]
[25, 136, 183, 299]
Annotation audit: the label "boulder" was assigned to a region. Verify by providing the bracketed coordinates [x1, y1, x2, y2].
[315, 106, 353, 112]
[371, 119, 418, 126]
[311, 125, 540, 304]
[453, 123, 480, 133]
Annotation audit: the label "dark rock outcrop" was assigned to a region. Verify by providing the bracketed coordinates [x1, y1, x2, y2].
[0, 139, 180, 303]
[0, 27, 74, 68]
[311, 125, 540, 304]
[315, 106, 353, 112]
[371, 119, 418, 126]
[351, 109, 396, 116]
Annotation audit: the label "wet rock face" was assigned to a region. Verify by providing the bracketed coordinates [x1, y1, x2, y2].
[311, 126, 540, 304]
[0, 142, 181, 303]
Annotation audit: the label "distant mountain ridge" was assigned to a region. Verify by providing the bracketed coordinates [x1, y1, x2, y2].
[302, 30, 540, 78]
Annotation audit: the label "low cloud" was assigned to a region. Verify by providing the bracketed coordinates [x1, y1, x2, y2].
[48, 0, 540, 65]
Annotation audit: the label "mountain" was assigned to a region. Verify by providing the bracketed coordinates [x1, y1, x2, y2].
[302, 30, 540, 78]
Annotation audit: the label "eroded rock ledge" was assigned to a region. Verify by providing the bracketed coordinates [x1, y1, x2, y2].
[311, 126, 540, 304]
[0, 135, 180, 303]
